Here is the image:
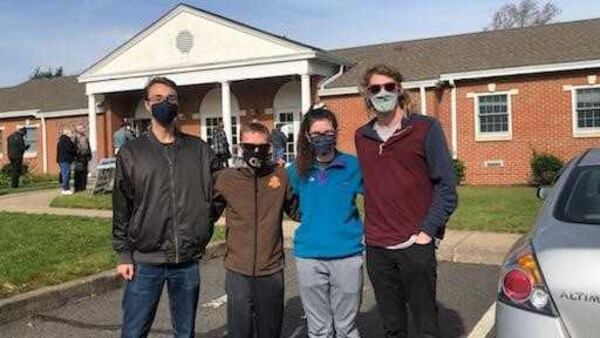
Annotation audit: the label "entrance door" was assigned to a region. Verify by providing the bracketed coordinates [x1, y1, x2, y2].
[204, 116, 239, 155]
[275, 112, 296, 163]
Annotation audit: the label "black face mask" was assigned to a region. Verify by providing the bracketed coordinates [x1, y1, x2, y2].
[151, 100, 178, 126]
[241, 143, 271, 169]
[309, 134, 336, 157]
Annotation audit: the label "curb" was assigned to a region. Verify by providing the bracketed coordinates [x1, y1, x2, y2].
[0, 240, 227, 325]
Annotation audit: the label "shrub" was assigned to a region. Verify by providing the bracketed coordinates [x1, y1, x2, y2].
[530, 152, 563, 186]
[0, 163, 30, 188]
[453, 158, 466, 185]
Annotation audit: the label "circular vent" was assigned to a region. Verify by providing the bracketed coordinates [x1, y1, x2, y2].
[176, 30, 194, 53]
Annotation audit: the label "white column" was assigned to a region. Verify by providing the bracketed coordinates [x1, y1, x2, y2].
[300, 74, 311, 115]
[41, 116, 48, 174]
[87, 94, 98, 169]
[221, 81, 233, 149]
[420, 86, 427, 115]
[450, 82, 458, 159]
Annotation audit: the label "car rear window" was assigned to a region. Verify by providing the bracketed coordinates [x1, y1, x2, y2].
[555, 165, 600, 225]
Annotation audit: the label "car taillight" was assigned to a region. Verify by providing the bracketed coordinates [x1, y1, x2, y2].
[503, 269, 533, 302]
[498, 240, 559, 317]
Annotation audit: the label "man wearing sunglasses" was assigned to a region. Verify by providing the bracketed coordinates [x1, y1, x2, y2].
[112, 77, 218, 338]
[212, 122, 299, 338]
[355, 64, 458, 338]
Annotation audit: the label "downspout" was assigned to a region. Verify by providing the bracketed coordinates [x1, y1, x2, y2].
[41, 115, 47, 174]
[319, 65, 345, 92]
[449, 79, 458, 160]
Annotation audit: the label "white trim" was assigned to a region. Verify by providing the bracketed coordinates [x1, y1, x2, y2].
[470, 91, 516, 142]
[450, 82, 458, 159]
[441, 59, 600, 81]
[84, 59, 311, 95]
[318, 79, 438, 97]
[420, 86, 427, 115]
[38, 108, 89, 118]
[0, 109, 40, 118]
[80, 52, 317, 83]
[301, 74, 311, 115]
[0, 126, 4, 158]
[41, 116, 47, 174]
[570, 84, 600, 138]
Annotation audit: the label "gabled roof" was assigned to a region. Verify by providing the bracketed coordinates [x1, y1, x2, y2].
[80, 3, 351, 81]
[0, 76, 86, 114]
[328, 18, 600, 88]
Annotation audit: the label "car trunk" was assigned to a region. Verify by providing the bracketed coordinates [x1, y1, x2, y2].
[534, 221, 600, 338]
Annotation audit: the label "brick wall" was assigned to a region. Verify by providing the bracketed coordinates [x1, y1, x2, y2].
[321, 69, 600, 185]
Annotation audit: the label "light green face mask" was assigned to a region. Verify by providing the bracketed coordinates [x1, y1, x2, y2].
[369, 91, 399, 116]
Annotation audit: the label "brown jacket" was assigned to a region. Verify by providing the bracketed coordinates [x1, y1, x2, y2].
[213, 165, 299, 276]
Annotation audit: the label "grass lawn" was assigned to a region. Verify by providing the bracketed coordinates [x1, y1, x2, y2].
[0, 212, 225, 298]
[447, 186, 542, 233]
[0, 181, 59, 196]
[357, 186, 541, 234]
[50, 192, 112, 210]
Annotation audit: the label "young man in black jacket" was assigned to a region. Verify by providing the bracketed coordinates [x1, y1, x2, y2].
[112, 77, 218, 338]
[7, 127, 29, 188]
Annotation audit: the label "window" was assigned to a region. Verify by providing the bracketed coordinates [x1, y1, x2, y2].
[204, 116, 239, 152]
[23, 126, 38, 154]
[479, 95, 508, 133]
[555, 165, 600, 225]
[575, 88, 600, 130]
[275, 112, 296, 163]
[0, 129, 3, 155]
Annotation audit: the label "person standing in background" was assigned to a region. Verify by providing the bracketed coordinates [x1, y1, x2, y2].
[211, 122, 231, 168]
[57, 129, 77, 195]
[7, 127, 29, 189]
[73, 124, 92, 192]
[271, 124, 287, 165]
[113, 120, 135, 154]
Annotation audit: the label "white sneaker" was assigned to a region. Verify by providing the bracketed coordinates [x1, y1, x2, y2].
[61, 190, 73, 196]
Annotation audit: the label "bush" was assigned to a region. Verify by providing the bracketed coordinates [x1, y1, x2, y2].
[453, 159, 466, 185]
[0, 163, 30, 188]
[530, 152, 563, 186]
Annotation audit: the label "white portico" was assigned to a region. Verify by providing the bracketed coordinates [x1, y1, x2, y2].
[78, 4, 350, 166]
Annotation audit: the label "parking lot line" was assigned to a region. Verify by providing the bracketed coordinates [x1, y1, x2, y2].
[201, 294, 228, 309]
[467, 302, 496, 338]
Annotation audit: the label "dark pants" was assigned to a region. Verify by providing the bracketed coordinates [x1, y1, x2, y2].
[121, 261, 200, 338]
[225, 269, 284, 338]
[9, 157, 23, 189]
[216, 153, 229, 168]
[73, 161, 88, 192]
[366, 243, 439, 338]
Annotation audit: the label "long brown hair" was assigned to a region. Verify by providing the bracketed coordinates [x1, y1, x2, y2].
[360, 64, 411, 113]
[295, 107, 339, 179]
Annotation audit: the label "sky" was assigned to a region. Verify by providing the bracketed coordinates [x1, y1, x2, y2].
[1, 0, 599, 87]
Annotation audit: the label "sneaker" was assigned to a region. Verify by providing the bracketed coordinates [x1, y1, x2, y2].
[61, 190, 73, 196]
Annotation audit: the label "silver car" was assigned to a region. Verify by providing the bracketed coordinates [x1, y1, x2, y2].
[496, 148, 600, 338]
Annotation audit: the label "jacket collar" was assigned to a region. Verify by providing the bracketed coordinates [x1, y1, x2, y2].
[237, 163, 277, 178]
[310, 152, 347, 171]
[359, 114, 413, 143]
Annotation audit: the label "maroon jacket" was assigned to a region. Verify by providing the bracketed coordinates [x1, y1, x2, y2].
[355, 114, 458, 248]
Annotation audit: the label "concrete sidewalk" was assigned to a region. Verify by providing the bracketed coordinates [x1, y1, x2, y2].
[0, 189, 111, 218]
[282, 221, 521, 266]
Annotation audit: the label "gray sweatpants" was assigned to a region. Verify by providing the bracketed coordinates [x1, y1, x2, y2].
[295, 255, 363, 338]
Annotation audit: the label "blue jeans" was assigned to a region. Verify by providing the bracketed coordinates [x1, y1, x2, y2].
[121, 261, 200, 338]
[59, 162, 71, 191]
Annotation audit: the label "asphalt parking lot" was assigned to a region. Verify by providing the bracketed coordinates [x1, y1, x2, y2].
[0, 253, 500, 338]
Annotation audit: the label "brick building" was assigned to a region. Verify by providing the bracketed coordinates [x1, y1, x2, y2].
[1, 4, 599, 185]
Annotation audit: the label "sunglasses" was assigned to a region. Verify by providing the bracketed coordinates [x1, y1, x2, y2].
[240, 143, 270, 153]
[367, 82, 398, 95]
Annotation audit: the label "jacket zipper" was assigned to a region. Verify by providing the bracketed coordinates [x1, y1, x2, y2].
[378, 125, 413, 155]
[166, 147, 180, 264]
[253, 175, 258, 276]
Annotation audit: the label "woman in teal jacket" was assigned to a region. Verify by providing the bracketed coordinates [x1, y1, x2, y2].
[288, 107, 364, 338]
